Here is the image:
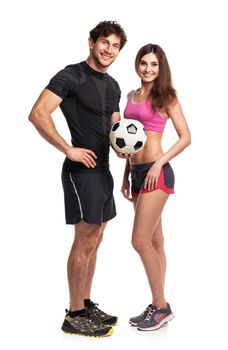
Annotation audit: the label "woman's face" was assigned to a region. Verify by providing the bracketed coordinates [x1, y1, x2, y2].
[137, 52, 159, 83]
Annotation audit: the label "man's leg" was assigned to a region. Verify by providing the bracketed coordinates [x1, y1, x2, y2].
[84, 222, 107, 300]
[78, 220, 118, 327]
[67, 220, 102, 311]
[62, 220, 114, 337]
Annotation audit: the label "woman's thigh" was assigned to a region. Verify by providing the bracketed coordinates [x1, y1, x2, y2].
[132, 190, 169, 243]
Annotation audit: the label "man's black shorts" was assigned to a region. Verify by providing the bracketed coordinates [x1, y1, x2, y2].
[61, 169, 116, 225]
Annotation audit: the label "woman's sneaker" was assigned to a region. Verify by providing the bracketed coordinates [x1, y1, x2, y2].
[137, 303, 174, 331]
[61, 309, 113, 337]
[86, 301, 118, 326]
[129, 304, 157, 326]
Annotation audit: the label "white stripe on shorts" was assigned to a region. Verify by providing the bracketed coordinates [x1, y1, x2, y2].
[69, 172, 83, 219]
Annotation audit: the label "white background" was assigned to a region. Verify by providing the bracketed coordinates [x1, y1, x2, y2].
[1, 0, 228, 349]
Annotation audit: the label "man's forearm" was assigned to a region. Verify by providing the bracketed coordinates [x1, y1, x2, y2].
[29, 109, 71, 155]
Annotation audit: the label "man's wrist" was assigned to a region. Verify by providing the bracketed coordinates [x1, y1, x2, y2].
[64, 145, 73, 157]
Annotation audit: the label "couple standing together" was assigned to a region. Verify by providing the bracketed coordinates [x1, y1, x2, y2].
[29, 20, 191, 337]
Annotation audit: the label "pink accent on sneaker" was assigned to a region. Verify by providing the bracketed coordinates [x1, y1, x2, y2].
[154, 313, 166, 323]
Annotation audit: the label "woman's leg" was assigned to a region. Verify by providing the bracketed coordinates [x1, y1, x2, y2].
[132, 190, 169, 308]
[152, 218, 166, 288]
[134, 199, 166, 284]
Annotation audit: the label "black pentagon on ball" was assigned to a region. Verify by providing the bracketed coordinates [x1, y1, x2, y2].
[112, 122, 120, 131]
[134, 141, 143, 151]
[116, 138, 126, 148]
[127, 124, 137, 134]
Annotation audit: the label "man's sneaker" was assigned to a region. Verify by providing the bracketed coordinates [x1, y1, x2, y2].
[86, 301, 118, 326]
[137, 303, 174, 331]
[129, 304, 156, 326]
[61, 309, 113, 337]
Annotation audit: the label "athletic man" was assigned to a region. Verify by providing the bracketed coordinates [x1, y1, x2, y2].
[29, 21, 127, 337]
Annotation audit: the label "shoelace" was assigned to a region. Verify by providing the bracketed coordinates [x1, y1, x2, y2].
[88, 303, 109, 317]
[139, 306, 150, 317]
[137, 304, 153, 317]
[144, 308, 156, 321]
[68, 311, 104, 329]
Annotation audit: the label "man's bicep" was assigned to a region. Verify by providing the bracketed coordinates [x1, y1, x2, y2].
[32, 89, 63, 114]
[111, 112, 121, 125]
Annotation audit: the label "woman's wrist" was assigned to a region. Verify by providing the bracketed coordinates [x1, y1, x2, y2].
[155, 159, 164, 167]
[122, 176, 129, 182]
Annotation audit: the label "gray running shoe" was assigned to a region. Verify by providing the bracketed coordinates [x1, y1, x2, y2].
[61, 309, 113, 337]
[129, 304, 156, 326]
[137, 303, 174, 331]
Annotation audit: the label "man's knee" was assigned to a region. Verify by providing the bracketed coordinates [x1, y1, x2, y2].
[73, 222, 102, 256]
[96, 222, 106, 247]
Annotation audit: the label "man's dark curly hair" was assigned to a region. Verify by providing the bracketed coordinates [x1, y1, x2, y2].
[89, 21, 127, 50]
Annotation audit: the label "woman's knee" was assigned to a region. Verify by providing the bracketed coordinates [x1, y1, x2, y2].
[132, 236, 150, 254]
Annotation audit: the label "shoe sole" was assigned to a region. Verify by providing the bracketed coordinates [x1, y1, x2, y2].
[130, 321, 168, 327]
[106, 320, 118, 326]
[62, 326, 114, 338]
[129, 320, 140, 326]
[137, 313, 175, 331]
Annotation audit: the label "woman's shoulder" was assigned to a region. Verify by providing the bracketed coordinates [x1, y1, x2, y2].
[127, 89, 141, 99]
[166, 96, 179, 112]
[126, 90, 134, 99]
[165, 97, 181, 118]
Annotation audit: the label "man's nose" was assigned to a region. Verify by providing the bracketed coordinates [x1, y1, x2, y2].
[105, 45, 112, 54]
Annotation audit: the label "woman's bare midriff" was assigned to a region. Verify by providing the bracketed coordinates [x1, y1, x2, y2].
[130, 131, 164, 164]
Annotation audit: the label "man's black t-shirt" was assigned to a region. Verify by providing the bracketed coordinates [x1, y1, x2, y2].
[46, 61, 120, 172]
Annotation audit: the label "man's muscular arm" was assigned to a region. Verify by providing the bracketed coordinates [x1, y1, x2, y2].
[29, 89, 97, 168]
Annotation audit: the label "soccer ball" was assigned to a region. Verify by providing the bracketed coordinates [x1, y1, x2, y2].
[110, 119, 147, 154]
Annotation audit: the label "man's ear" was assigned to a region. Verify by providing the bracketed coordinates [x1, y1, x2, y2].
[88, 38, 94, 51]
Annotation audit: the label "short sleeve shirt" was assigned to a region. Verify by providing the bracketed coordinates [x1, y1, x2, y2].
[46, 61, 121, 171]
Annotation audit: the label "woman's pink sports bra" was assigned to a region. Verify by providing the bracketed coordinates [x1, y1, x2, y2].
[124, 91, 167, 134]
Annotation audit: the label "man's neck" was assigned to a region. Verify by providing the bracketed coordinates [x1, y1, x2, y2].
[86, 57, 108, 73]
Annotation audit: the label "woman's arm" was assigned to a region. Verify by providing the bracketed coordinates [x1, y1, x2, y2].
[157, 99, 191, 166]
[121, 158, 133, 201]
[144, 99, 191, 191]
[123, 158, 130, 181]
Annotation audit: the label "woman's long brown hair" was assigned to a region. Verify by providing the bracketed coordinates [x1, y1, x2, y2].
[135, 44, 177, 111]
